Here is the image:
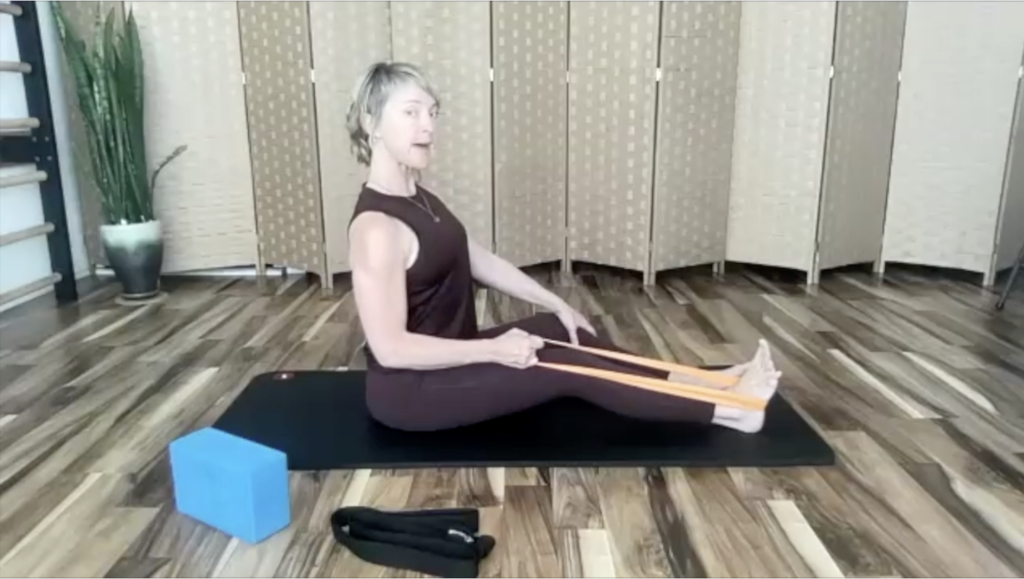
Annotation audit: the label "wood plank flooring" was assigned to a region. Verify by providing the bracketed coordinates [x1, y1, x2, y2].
[2, 264, 1024, 577]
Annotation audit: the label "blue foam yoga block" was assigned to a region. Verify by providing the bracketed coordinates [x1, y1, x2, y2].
[169, 427, 290, 543]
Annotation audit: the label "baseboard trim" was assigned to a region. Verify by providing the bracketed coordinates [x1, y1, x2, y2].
[93, 265, 307, 278]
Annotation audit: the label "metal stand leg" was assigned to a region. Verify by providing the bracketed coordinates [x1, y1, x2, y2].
[995, 241, 1024, 310]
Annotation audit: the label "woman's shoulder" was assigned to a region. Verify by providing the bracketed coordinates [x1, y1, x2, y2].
[348, 210, 412, 270]
[350, 186, 396, 230]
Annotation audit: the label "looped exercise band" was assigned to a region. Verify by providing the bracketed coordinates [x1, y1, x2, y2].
[542, 339, 741, 387]
[330, 506, 496, 578]
[540, 339, 765, 411]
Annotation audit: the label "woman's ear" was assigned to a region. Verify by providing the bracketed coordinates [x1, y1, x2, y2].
[362, 113, 375, 138]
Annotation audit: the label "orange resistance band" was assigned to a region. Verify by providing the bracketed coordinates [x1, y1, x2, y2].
[542, 339, 741, 388]
[536, 361, 766, 411]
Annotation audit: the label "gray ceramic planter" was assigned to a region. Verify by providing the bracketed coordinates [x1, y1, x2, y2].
[101, 220, 164, 300]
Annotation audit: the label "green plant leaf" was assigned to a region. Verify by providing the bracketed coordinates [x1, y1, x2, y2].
[121, 9, 150, 220]
[149, 145, 188, 194]
[51, 1, 185, 226]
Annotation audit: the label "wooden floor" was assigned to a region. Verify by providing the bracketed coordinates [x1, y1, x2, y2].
[2, 264, 1024, 577]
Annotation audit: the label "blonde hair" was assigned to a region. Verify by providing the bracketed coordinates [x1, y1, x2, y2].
[345, 61, 441, 166]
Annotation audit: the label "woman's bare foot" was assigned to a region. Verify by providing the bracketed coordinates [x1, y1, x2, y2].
[710, 340, 781, 433]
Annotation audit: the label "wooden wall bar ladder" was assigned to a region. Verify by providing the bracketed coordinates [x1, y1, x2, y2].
[0, 0, 78, 307]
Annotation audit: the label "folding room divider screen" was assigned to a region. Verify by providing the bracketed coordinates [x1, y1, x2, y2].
[57, 1, 1024, 288]
[882, 2, 1024, 284]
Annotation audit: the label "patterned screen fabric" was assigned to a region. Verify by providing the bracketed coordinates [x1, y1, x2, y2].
[492, 1, 569, 267]
[651, 1, 741, 274]
[816, 2, 906, 272]
[54, 1, 1024, 288]
[882, 2, 1024, 276]
[127, 1, 258, 273]
[390, 1, 494, 249]
[725, 2, 835, 274]
[567, 2, 660, 272]
[308, 1, 392, 274]
[238, 2, 326, 283]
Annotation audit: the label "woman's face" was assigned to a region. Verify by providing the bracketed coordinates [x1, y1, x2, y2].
[371, 81, 438, 170]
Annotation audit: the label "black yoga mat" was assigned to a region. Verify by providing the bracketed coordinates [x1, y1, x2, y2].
[212, 370, 834, 470]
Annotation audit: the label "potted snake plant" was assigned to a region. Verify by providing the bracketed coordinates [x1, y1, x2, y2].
[52, 3, 186, 301]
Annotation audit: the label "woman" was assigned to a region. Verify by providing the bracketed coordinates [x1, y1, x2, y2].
[346, 62, 780, 432]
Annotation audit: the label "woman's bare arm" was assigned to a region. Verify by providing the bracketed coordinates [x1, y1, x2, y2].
[466, 237, 565, 311]
[349, 212, 501, 370]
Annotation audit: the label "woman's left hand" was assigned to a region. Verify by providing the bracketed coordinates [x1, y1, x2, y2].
[553, 301, 596, 345]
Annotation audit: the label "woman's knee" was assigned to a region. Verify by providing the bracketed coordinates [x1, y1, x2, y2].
[532, 313, 571, 340]
[545, 314, 611, 349]
[527, 312, 599, 340]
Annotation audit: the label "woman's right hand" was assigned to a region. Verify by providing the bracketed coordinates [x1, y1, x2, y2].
[488, 328, 544, 368]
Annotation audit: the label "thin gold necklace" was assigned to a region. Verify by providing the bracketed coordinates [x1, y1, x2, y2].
[370, 181, 440, 222]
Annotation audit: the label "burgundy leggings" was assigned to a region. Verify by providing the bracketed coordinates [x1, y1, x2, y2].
[364, 313, 717, 431]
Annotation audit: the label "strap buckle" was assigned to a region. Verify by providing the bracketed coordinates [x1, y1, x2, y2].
[447, 528, 475, 543]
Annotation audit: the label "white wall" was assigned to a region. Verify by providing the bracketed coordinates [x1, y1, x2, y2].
[0, 0, 90, 313]
[881, 2, 1024, 282]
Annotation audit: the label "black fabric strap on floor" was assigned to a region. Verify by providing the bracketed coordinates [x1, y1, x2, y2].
[330, 506, 496, 578]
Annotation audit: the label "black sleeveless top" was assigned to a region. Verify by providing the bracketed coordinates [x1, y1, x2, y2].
[350, 183, 479, 368]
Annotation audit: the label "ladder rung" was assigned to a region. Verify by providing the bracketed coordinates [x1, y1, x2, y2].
[0, 61, 31, 73]
[0, 273, 63, 307]
[0, 169, 47, 188]
[0, 117, 39, 133]
[0, 4, 23, 17]
[0, 222, 55, 247]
